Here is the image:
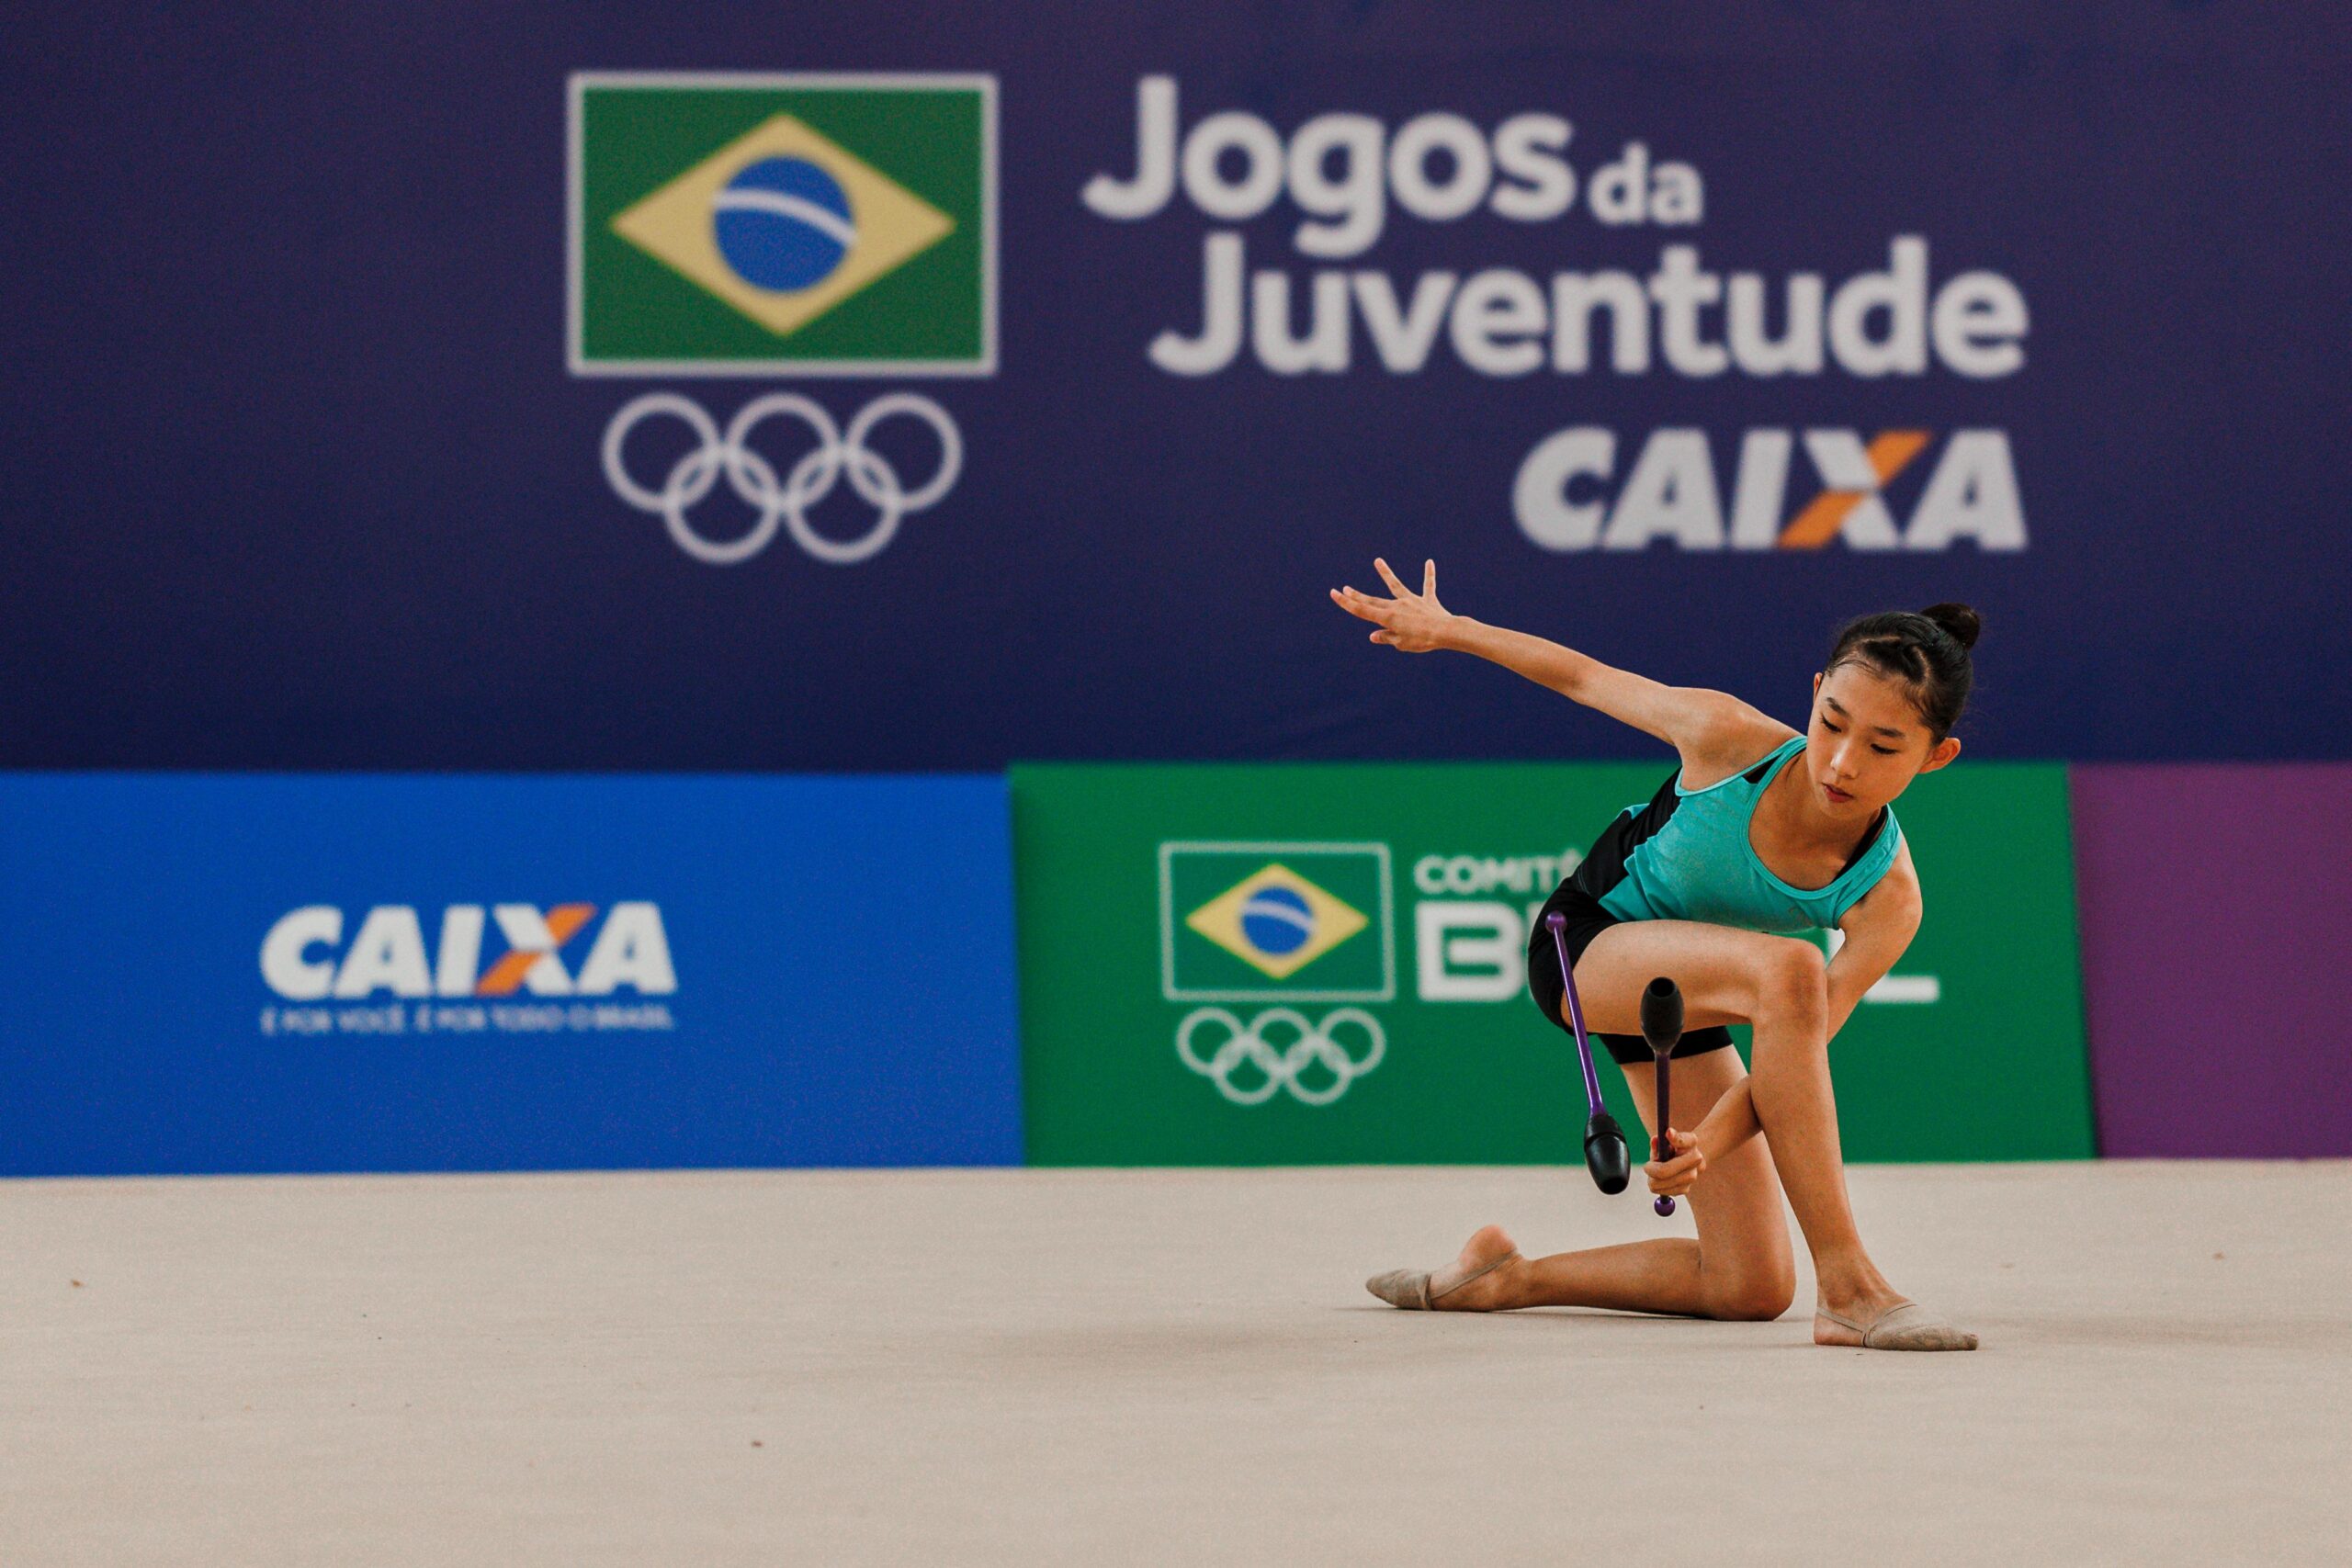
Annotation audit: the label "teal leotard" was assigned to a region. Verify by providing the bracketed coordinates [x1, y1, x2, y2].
[1577, 734, 1901, 934]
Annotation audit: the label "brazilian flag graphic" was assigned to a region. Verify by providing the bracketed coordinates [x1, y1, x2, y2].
[1159, 843, 1394, 1001]
[571, 73, 994, 372]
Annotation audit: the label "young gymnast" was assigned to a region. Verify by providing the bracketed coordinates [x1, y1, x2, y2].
[1330, 558, 1980, 1350]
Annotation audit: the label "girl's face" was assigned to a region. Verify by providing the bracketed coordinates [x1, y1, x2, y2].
[1804, 663, 1962, 818]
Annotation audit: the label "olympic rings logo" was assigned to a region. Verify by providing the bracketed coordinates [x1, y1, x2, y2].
[601, 392, 962, 566]
[1176, 1007, 1387, 1107]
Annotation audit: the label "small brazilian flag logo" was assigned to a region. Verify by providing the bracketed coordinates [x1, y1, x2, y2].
[1159, 843, 1395, 1002]
[569, 73, 996, 375]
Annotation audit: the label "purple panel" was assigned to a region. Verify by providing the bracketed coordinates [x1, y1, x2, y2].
[2072, 765, 2352, 1157]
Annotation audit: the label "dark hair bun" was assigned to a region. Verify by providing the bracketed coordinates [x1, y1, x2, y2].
[1919, 602, 1982, 652]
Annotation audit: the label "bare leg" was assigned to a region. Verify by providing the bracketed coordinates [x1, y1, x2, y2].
[1428, 1045, 1796, 1321]
[1561, 919, 1910, 1337]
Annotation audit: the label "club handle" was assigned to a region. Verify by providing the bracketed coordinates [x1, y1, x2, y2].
[1544, 912, 1608, 1118]
[1645, 976, 1681, 1218]
[1652, 1078, 1677, 1216]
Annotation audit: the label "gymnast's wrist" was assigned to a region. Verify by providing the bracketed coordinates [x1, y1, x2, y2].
[1435, 614, 1482, 652]
[1691, 1105, 1743, 1160]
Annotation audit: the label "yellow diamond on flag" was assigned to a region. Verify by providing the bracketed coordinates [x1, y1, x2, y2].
[610, 114, 955, 339]
[1185, 863, 1370, 981]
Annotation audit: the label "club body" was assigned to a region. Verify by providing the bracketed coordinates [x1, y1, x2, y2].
[1584, 1111, 1632, 1194]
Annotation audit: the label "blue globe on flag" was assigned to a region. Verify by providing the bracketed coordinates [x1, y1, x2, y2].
[711, 157, 855, 293]
[1239, 886, 1315, 957]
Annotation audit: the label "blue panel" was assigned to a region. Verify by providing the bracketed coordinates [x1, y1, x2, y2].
[0, 6, 2345, 766]
[0, 774, 1022, 1174]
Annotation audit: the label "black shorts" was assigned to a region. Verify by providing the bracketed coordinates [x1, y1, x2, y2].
[1524, 883, 1736, 1067]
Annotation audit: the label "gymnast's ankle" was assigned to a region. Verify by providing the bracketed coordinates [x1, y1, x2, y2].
[1814, 1259, 1900, 1317]
[1430, 1224, 1520, 1309]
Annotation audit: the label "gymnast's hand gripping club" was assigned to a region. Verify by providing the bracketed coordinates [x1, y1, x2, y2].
[1641, 976, 1685, 1217]
[1543, 911, 1630, 1195]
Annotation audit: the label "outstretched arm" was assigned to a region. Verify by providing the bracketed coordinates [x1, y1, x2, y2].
[1329, 557, 1754, 751]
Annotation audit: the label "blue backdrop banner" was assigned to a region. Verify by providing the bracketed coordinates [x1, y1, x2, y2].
[2, 6, 2344, 767]
[0, 774, 1021, 1174]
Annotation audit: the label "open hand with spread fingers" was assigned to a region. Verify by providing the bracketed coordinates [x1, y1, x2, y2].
[1329, 558, 1457, 653]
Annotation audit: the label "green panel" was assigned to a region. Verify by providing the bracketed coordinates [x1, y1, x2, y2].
[1012, 761, 2094, 1166]
[577, 81, 987, 366]
[1819, 762, 2094, 1159]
